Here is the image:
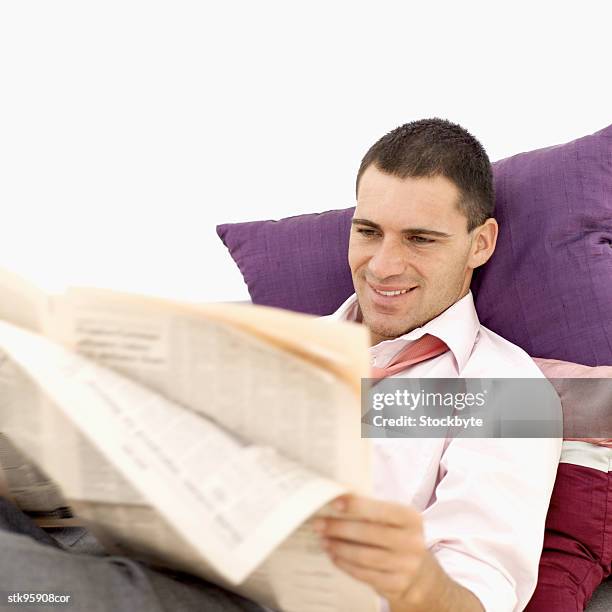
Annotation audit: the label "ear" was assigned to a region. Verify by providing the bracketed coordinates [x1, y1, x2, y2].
[468, 218, 498, 270]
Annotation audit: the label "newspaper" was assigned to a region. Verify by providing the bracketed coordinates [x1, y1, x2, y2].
[0, 267, 378, 612]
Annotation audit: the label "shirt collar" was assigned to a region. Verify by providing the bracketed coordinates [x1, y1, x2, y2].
[331, 290, 481, 374]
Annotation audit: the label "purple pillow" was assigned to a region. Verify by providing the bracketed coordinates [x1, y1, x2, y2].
[217, 124, 612, 366]
[472, 125, 612, 367]
[217, 209, 355, 316]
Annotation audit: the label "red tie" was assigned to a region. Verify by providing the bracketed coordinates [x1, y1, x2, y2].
[370, 334, 449, 380]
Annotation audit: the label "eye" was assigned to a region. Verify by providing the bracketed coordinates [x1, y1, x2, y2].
[356, 228, 379, 238]
[409, 236, 435, 244]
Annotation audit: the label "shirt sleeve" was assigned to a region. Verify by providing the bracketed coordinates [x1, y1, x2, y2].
[421, 436, 562, 612]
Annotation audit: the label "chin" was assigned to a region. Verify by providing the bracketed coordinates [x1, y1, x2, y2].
[366, 316, 413, 342]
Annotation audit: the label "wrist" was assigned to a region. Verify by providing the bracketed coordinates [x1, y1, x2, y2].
[390, 551, 482, 612]
[387, 551, 440, 612]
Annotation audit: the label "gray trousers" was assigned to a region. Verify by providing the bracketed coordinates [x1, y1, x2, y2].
[0, 498, 266, 612]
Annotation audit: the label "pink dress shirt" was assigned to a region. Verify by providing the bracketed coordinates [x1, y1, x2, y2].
[327, 291, 562, 612]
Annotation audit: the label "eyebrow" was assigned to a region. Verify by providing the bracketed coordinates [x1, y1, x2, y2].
[351, 218, 452, 238]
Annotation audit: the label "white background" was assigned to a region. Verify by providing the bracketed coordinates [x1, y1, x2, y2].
[1, 1, 610, 302]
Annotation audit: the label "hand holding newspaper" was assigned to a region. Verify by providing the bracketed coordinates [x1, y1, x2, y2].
[0, 267, 378, 612]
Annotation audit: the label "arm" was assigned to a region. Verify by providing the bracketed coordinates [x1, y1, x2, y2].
[317, 435, 561, 611]
[314, 495, 483, 612]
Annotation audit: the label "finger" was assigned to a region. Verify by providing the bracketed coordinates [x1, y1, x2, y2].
[331, 556, 410, 599]
[323, 538, 406, 572]
[318, 518, 421, 552]
[332, 494, 421, 528]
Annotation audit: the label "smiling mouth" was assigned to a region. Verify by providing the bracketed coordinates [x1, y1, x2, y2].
[365, 285, 418, 315]
[373, 288, 412, 296]
[368, 284, 418, 298]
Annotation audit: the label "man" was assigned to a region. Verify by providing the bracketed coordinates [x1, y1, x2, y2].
[314, 118, 561, 611]
[0, 119, 560, 612]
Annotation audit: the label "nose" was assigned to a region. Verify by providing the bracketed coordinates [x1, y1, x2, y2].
[367, 237, 407, 280]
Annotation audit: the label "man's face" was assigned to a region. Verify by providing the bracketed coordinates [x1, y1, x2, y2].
[349, 165, 487, 346]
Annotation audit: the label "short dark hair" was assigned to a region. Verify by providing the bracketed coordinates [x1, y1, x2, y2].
[356, 118, 494, 232]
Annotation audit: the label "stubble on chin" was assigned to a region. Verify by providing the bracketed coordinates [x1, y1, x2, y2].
[362, 311, 419, 344]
